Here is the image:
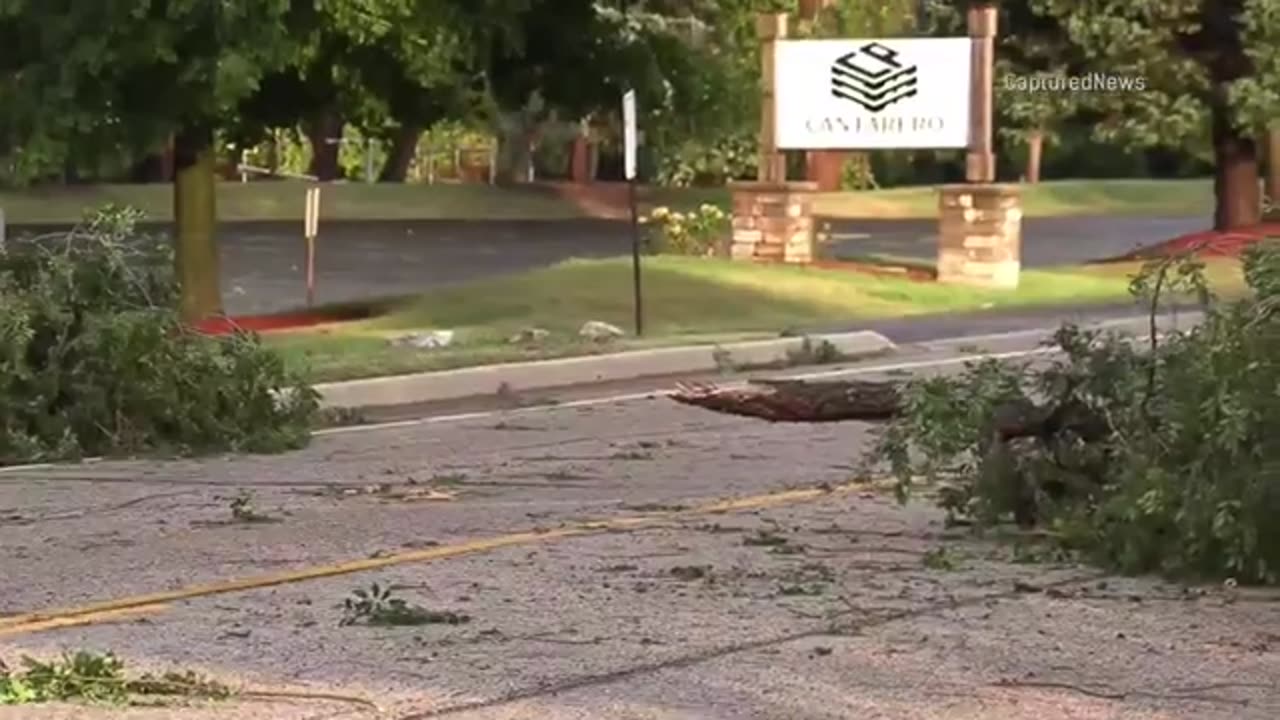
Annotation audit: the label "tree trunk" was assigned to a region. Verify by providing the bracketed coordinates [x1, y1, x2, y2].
[1025, 129, 1044, 184]
[1265, 127, 1280, 219]
[1210, 101, 1260, 230]
[304, 111, 344, 181]
[173, 125, 222, 322]
[266, 130, 281, 176]
[129, 152, 169, 183]
[378, 125, 422, 182]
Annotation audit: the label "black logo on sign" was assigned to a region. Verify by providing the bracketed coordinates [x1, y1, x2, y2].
[831, 42, 918, 113]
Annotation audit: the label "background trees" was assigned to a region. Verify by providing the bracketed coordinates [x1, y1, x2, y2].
[1, 0, 296, 318]
[4, 0, 1279, 317]
[1027, 0, 1280, 229]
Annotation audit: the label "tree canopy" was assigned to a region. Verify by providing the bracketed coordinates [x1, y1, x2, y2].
[1025, 0, 1280, 227]
[0, 0, 294, 184]
[4, 0, 1278, 319]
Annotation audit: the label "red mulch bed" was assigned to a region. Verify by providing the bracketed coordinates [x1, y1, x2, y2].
[1092, 222, 1280, 263]
[542, 181, 632, 219]
[190, 306, 383, 335]
[191, 313, 332, 335]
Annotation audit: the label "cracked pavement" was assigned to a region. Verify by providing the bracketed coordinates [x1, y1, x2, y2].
[1, 325, 1277, 719]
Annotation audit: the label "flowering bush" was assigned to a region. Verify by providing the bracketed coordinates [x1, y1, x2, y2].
[643, 204, 730, 256]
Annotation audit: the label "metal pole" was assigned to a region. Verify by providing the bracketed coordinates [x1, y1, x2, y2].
[629, 178, 643, 336]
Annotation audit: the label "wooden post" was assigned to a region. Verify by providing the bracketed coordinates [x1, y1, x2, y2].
[798, 0, 845, 191]
[966, 3, 998, 183]
[757, 13, 788, 183]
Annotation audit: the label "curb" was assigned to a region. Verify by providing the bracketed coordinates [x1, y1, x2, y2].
[315, 331, 897, 409]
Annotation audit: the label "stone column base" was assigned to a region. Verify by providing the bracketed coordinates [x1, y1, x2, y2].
[937, 184, 1022, 288]
[728, 181, 819, 263]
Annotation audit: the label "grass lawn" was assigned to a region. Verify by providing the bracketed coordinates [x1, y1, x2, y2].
[267, 255, 1246, 383]
[1, 177, 1212, 225]
[651, 178, 1213, 219]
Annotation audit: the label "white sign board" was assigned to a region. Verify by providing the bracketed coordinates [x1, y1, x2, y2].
[622, 90, 637, 180]
[774, 38, 972, 150]
[304, 186, 320, 237]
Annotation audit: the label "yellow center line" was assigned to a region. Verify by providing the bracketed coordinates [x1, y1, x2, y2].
[0, 480, 870, 638]
[0, 605, 171, 638]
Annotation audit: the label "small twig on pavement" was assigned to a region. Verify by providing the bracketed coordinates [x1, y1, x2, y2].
[582, 550, 689, 560]
[240, 689, 384, 712]
[992, 679, 1253, 706]
[515, 630, 606, 646]
[9, 490, 196, 524]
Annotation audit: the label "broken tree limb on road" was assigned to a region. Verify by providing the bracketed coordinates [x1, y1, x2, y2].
[669, 379, 1109, 443]
[672, 376, 1115, 527]
[671, 379, 901, 423]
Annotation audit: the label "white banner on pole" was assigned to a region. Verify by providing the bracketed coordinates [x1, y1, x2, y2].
[622, 90, 637, 180]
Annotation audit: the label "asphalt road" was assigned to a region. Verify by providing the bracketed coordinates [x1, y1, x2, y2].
[7, 216, 1207, 315]
[1, 323, 1275, 720]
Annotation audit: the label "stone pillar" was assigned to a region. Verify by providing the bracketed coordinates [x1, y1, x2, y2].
[937, 185, 1022, 288]
[729, 181, 818, 263]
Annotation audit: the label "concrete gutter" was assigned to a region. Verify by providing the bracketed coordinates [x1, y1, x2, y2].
[315, 331, 896, 409]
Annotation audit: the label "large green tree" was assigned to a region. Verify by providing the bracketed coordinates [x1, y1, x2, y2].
[985, 0, 1086, 183]
[0, 0, 295, 320]
[1029, 0, 1280, 229]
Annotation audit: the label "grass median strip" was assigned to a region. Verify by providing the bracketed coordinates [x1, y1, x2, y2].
[0, 479, 875, 638]
[267, 255, 1244, 383]
[0, 178, 1212, 224]
[0, 181, 583, 223]
[652, 178, 1213, 219]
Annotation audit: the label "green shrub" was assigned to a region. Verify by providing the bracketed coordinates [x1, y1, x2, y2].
[873, 242, 1280, 584]
[652, 134, 756, 187]
[0, 207, 317, 464]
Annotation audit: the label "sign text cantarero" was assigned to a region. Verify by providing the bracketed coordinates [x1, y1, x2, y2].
[773, 38, 972, 150]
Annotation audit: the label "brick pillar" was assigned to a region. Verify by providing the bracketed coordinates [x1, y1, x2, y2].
[569, 135, 591, 183]
[937, 184, 1022, 288]
[728, 181, 818, 263]
[806, 151, 844, 191]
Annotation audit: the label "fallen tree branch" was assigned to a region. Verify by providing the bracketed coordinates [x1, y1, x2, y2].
[670, 380, 1108, 442]
[671, 380, 900, 423]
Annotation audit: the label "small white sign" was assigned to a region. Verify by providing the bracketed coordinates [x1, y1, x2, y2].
[774, 38, 972, 150]
[622, 90, 637, 180]
[304, 186, 320, 237]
